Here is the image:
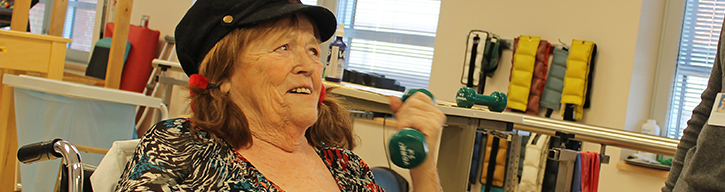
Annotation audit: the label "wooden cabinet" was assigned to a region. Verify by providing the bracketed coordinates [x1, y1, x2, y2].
[0, 30, 71, 80]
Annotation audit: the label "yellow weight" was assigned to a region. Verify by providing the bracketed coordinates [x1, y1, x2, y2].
[507, 35, 541, 111]
[560, 39, 595, 120]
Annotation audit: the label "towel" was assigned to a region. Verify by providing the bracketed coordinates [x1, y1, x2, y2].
[90, 139, 141, 192]
[580, 151, 600, 192]
[571, 153, 582, 192]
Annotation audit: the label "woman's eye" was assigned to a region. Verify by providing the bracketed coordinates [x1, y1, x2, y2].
[308, 48, 319, 56]
[276, 44, 289, 51]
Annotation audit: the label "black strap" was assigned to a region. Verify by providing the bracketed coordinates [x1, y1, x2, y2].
[563, 104, 575, 121]
[583, 44, 597, 109]
[545, 108, 554, 118]
[484, 136, 500, 192]
[478, 57, 488, 94]
[467, 36, 480, 88]
[531, 133, 542, 145]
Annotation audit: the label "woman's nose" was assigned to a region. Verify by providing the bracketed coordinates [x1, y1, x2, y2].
[292, 48, 316, 76]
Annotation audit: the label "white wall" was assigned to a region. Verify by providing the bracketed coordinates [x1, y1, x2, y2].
[428, 0, 668, 191]
[129, 0, 194, 120]
[129, 0, 193, 43]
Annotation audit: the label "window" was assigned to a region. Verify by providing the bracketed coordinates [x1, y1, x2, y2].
[335, 0, 440, 90]
[661, 0, 724, 139]
[300, 0, 318, 5]
[298, 0, 441, 90]
[28, 0, 98, 63]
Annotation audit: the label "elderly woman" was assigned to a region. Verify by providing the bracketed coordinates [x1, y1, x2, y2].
[116, 0, 445, 191]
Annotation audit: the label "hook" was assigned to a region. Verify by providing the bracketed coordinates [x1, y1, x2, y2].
[558, 38, 569, 50]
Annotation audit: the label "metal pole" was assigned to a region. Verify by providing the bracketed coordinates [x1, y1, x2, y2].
[54, 140, 83, 192]
[514, 116, 679, 156]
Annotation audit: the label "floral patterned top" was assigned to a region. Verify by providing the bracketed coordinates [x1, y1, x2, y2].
[115, 118, 384, 192]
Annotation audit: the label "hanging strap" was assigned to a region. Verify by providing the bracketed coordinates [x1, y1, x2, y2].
[525, 41, 552, 115]
[484, 135, 500, 192]
[461, 31, 488, 87]
[469, 132, 485, 190]
[469, 36, 481, 87]
[484, 36, 503, 78]
[540, 48, 569, 112]
[583, 45, 597, 109]
[479, 36, 503, 94]
[507, 35, 541, 111]
[560, 39, 595, 120]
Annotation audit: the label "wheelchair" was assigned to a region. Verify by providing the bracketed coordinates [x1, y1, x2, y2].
[17, 138, 89, 192]
[17, 138, 410, 192]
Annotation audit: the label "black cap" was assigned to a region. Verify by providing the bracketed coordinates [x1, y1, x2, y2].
[175, 0, 337, 76]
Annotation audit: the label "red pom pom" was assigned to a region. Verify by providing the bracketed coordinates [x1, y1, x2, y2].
[189, 74, 209, 89]
[318, 84, 326, 104]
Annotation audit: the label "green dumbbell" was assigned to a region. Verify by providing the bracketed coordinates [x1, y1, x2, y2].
[455, 87, 507, 112]
[389, 89, 433, 169]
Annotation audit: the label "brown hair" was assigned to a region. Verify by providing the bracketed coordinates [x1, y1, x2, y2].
[189, 15, 356, 150]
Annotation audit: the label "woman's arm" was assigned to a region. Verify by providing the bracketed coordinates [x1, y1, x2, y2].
[663, 26, 725, 191]
[389, 93, 446, 192]
[116, 119, 196, 191]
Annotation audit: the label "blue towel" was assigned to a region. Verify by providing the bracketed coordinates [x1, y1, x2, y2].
[571, 152, 582, 192]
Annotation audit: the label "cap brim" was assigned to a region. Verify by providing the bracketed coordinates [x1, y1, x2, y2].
[240, 3, 337, 42]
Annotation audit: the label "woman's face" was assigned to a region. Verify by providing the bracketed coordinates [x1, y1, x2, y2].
[228, 15, 323, 129]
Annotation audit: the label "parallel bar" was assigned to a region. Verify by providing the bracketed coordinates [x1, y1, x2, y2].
[327, 82, 680, 157]
[515, 116, 679, 156]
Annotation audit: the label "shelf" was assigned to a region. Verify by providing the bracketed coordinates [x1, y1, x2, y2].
[615, 161, 669, 179]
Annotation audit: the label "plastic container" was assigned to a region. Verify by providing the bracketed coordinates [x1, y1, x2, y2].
[638, 119, 660, 160]
[325, 24, 347, 82]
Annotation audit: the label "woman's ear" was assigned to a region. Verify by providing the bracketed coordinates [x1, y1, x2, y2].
[220, 81, 231, 93]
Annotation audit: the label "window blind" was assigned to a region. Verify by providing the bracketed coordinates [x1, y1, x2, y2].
[668, 0, 725, 139]
[336, 0, 440, 90]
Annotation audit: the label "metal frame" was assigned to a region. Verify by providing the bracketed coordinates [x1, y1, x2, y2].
[504, 133, 521, 192]
[325, 82, 680, 191]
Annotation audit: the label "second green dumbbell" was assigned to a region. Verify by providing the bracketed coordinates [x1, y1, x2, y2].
[455, 87, 507, 112]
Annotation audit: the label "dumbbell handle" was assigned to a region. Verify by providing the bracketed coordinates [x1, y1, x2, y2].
[455, 87, 507, 112]
[389, 89, 432, 169]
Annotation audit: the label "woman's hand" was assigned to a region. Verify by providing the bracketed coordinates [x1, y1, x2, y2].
[389, 92, 445, 192]
[388, 92, 446, 144]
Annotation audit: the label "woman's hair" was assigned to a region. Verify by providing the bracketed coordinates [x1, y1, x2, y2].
[188, 15, 356, 150]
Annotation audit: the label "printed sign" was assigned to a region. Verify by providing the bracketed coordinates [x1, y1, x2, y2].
[708, 93, 725, 126]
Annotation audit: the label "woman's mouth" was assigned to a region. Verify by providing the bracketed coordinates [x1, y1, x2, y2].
[287, 87, 311, 94]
